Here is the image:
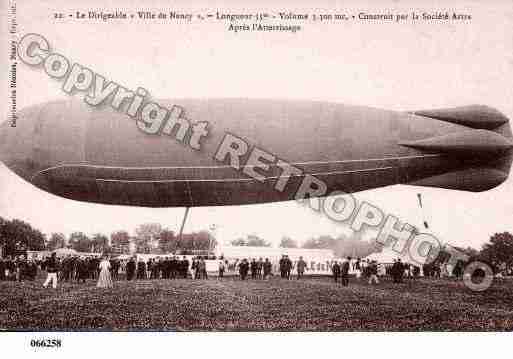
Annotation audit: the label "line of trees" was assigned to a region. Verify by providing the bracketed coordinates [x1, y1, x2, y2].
[301, 233, 379, 258]
[44, 224, 216, 255]
[0, 218, 215, 256]
[230, 231, 379, 259]
[230, 234, 272, 247]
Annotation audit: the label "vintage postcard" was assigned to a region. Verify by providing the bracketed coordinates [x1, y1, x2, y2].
[1, 0, 512, 355]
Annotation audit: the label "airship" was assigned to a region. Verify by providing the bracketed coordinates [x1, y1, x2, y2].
[0, 99, 512, 208]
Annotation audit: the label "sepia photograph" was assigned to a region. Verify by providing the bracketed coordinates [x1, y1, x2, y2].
[1, 0, 513, 355]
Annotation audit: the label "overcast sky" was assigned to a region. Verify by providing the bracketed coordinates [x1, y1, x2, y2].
[1, 0, 512, 249]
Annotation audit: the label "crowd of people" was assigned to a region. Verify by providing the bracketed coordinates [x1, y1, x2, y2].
[124, 255, 191, 280]
[53, 255, 118, 282]
[40, 252, 114, 289]
[331, 257, 423, 286]
[233, 255, 309, 280]
[0, 255, 39, 281]
[0, 251, 431, 290]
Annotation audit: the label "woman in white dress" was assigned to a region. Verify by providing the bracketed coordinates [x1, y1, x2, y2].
[97, 256, 113, 288]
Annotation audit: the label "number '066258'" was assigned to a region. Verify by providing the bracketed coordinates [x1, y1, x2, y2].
[30, 339, 62, 348]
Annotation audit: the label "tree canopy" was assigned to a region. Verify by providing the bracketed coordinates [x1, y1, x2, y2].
[279, 236, 298, 248]
[302, 233, 378, 258]
[480, 232, 513, 269]
[46, 232, 66, 251]
[68, 232, 91, 252]
[110, 230, 131, 254]
[231, 234, 271, 247]
[0, 217, 46, 256]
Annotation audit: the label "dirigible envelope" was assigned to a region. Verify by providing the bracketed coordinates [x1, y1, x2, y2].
[1, 100, 511, 207]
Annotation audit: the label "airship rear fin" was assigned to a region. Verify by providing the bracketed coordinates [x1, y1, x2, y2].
[399, 129, 513, 154]
[407, 167, 509, 192]
[411, 105, 508, 130]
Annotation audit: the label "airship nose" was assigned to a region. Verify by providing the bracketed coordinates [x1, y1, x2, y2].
[0, 123, 10, 164]
[1, 100, 90, 187]
[0, 116, 42, 183]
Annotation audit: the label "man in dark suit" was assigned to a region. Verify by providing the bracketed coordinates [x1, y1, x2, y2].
[297, 256, 307, 279]
[257, 258, 264, 279]
[332, 261, 341, 282]
[149, 258, 159, 279]
[263, 258, 272, 279]
[284, 255, 292, 280]
[16, 255, 28, 282]
[396, 259, 405, 283]
[218, 259, 226, 278]
[181, 256, 190, 278]
[89, 257, 99, 280]
[169, 256, 176, 279]
[279, 255, 286, 278]
[137, 258, 147, 279]
[239, 259, 249, 280]
[126, 256, 136, 280]
[199, 257, 207, 279]
[368, 260, 379, 284]
[110, 258, 120, 280]
[250, 259, 258, 279]
[392, 259, 404, 283]
[341, 257, 351, 286]
[26, 259, 38, 281]
[77, 257, 89, 283]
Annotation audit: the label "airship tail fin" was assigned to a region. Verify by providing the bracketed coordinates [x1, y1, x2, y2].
[410, 105, 509, 130]
[402, 106, 513, 192]
[398, 129, 513, 154]
[407, 166, 510, 192]
[400, 130, 512, 191]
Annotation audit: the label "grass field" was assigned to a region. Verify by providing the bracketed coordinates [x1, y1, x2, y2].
[1, 275, 513, 331]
